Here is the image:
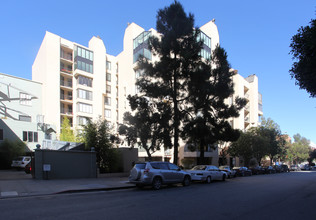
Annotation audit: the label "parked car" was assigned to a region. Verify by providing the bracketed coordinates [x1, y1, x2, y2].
[273, 165, 282, 173]
[24, 161, 32, 174]
[219, 166, 237, 178]
[128, 162, 191, 190]
[11, 156, 31, 170]
[249, 166, 265, 175]
[187, 165, 227, 183]
[290, 165, 301, 171]
[301, 164, 312, 171]
[263, 166, 276, 174]
[280, 164, 290, 172]
[233, 167, 252, 176]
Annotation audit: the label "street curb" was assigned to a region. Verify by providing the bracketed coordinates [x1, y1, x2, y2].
[55, 185, 136, 194]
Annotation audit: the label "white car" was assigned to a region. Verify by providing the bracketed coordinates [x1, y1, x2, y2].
[186, 165, 227, 183]
[11, 156, 31, 170]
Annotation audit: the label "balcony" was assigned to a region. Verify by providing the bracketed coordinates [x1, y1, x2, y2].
[60, 68, 73, 75]
[60, 80, 73, 88]
[61, 53, 73, 62]
[60, 94, 73, 102]
[60, 109, 73, 116]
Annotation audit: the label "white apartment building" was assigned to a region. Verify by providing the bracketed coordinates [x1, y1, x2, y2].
[32, 20, 262, 165]
[32, 32, 119, 136]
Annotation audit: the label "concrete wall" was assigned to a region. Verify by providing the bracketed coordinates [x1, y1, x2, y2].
[118, 147, 138, 172]
[34, 149, 96, 179]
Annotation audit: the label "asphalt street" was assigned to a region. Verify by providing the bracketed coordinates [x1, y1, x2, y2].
[0, 171, 315, 220]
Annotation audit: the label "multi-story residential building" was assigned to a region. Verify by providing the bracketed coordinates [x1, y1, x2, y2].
[0, 72, 56, 150]
[31, 20, 262, 165]
[217, 71, 263, 167]
[32, 32, 119, 136]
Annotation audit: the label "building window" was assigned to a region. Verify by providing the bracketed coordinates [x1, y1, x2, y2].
[104, 97, 111, 106]
[197, 31, 211, 60]
[0, 129, 3, 140]
[19, 115, 31, 122]
[20, 93, 32, 106]
[106, 85, 111, 94]
[105, 109, 111, 118]
[77, 102, 93, 114]
[77, 89, 93, 100]
[22, 131, 38, 142]
[106, 73, 111, 82]
[78, 76, 92, 87]
[78, 116, 91, 126]
[75, 46, 93, 73]
[34, 132, 38, 142]
[133, 31, 152, 63]
[106, 61, 111, 71]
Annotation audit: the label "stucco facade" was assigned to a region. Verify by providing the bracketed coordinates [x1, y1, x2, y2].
[31, 20, 262, 165]
[0, 73, 56, 150]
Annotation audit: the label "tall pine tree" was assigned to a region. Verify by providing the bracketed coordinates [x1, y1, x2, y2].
[137, 1, 202, 164]
[182, 46, 246, 164]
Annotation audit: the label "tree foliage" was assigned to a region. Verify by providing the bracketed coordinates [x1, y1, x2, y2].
[287, 134, 310, 164]
[289, 19, 316, 97]
[0, 139, 26, 169]
[59, 116, 76, 142]
[182, 46, 246, 164]
[80, 118, 116, 172]
[118, 95, 172, 160]
[229, 118, 285, 166]
[136, 1, 201, 164]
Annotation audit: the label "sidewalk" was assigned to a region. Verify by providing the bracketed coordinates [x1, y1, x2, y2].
[0, 170, 134, 199]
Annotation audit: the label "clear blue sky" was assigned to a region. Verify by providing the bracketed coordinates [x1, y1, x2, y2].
[1, 0, 315, 145]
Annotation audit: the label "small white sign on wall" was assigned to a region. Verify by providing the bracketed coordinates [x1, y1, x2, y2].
[43, 164, 51, 171]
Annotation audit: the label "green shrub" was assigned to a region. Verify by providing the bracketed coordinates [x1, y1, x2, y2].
[0, 139, 26, 169]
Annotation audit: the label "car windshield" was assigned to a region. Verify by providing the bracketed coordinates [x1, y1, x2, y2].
[219, 166, 229, 170]
[13, 157, 23, 161]
[191, 165, 206, 170]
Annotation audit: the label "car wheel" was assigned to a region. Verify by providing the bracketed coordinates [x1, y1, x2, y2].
[222, 175, 226, 181]
[182, 175, 191, 186]
[205, 176, 212, 184]
[152, 177, 162, 190]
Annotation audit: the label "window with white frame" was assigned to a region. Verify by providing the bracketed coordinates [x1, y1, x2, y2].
[77, 89, 93, 100]
[78, 116, 91, 126]
[20, 93, 32, 106]
[106, 61, 111, 71]
[77, 102, 93, 114]
[104, 109, 111, 118]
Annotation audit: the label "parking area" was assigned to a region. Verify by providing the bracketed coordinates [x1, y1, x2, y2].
[0, 170, 32, 180]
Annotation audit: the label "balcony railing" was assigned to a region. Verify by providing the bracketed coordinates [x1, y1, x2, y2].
[60, 94, 73, 101]
[60, 68, 73, 74]
[60, 109, 73, 115]
[61, 53, 73, 61]
[60, 80, 73, 88]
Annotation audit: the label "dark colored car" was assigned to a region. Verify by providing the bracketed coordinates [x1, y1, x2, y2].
[233, 167, 252, 177]
[280, 165, 290, 172]
[249, 166, 265, 175]
[301, 164, 311, 171]
[273, 165, 282, 173]
[263, 166, 276, 174]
